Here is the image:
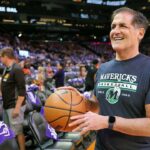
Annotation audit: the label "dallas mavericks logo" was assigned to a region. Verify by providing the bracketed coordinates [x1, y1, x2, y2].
[106, 87, 121, 104]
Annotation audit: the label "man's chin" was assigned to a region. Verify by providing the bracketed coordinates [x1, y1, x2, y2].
[112, 46, 124, 52]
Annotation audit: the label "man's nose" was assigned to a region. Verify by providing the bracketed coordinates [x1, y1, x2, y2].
[113, 26, 121, 34]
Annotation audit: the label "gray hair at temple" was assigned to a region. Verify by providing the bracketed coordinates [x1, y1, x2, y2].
[111, 7, 149, 32]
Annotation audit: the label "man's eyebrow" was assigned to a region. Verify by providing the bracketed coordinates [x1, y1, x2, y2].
[111, 22, 127, 26]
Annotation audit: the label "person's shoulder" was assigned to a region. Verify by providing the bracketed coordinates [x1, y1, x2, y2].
[140, 54, 150, 65]
[13, 63, 22, 69]
[100, 60, 114, 68]
[12, 63, 23, 72]
[97, 60, 114, 72]
[140, 54, 150, 60]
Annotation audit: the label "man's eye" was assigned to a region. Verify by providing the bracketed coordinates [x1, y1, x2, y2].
[120, 24, 127, 28]
[111, 26, 115, 29]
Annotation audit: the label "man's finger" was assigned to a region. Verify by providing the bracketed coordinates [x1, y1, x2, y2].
[70, 114, 85, 120]
[80, 127, 89, 135]
[72, 122, 88, 132]
[69, 117, 85, 127]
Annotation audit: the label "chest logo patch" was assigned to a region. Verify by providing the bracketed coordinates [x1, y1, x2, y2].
[106, 87, 121, 104]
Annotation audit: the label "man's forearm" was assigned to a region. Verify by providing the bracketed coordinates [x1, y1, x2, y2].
[85, 99, 99, 113]
[15, 96, 25, 109]
[113, 117, 150, 137]
[83, 93, 100, 113]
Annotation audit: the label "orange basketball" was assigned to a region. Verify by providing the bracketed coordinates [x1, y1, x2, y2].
[44, 89, 87, 132]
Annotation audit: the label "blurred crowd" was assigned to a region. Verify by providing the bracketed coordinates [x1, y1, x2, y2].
[0, 32, 115, 93]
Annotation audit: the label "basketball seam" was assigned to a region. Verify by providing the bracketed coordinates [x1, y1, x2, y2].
[44, 105, 85, 114]
[54, 91, 84, 106]
[64, 90, 72, 130]
[45, 90, 85, 131]
[48, 115, 70, 123]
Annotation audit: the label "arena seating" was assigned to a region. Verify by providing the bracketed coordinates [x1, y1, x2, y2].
[28, 111, 75, 150]
[0, 37, 98, 149]
[35, 91, 47, 105]
[26, 86, 43, 112]
[57, 131, 84, 148]
[0, 138, 19, 150]
[0, 97, 3, 120]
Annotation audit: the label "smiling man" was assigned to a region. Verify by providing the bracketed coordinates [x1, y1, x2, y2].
[59, 7, 150, 150]
[110, 8, 147, 60]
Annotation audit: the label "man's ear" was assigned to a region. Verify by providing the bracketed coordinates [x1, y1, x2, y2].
[138, 28, 145, 41]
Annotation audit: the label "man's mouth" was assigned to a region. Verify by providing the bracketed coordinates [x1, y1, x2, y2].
[113, 37, 124, 41]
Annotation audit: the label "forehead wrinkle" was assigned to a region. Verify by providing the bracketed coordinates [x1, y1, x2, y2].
[111, 12, 134, 26]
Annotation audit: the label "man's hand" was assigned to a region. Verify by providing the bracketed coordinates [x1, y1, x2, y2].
[69, 111, 108, 135]
[12, 107, 20, 118]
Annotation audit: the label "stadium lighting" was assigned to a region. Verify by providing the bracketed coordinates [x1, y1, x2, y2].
[18, 33, 22, 37]
[0, 6, 17, 13]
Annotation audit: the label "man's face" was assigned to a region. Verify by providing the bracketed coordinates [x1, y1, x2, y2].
[110, 12, 144, 53]
[0, 56, 8, 66]
[57, 63, 61, 69]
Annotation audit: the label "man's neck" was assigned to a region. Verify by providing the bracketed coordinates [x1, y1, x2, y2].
[116, 50, 139, 61]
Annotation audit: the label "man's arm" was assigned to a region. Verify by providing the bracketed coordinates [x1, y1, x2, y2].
[84, 94, 99, 113]
[84, 94, 150, 137]
[112, 104, 150, 137]
[12, 67, 26, 118]
[15, 96, 25, 110]
[70, 91, 150, 137]
[13, 96, 25, 118]
[70, 105, 150, 136]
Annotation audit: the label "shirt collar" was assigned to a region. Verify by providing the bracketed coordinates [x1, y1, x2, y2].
[6, 63, 15, 71]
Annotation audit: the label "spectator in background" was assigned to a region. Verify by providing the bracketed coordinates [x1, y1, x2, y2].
[53, 62, 65, 88]
[79, 65, 87, 78]
[46, 62, 53, 78]
[0, 47, 26, 150]
[36, 66, 45, 91]
[76, 65, 87, 92]
[22, 62, 31, 76]
[65, 60, 73, 72]
[85, 59, 100, 91]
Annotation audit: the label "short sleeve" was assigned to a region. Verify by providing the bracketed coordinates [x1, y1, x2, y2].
[145, 88, 150, 104]
[93, 66, 101, 96]
[93, 73, 98, 96]
[93, 63, 104, 96]
[14, 67, 26, 96]
[145, 73, 150, 105]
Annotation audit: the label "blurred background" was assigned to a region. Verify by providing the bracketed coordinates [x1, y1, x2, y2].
[0, 1, 150, 150]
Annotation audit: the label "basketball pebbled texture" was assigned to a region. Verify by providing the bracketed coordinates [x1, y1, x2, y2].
[44, 89, 87, 132]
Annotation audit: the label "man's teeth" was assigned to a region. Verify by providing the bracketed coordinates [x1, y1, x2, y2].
[114, 37, 123, 40]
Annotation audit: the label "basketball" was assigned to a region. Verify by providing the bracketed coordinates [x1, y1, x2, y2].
[44, 89, 87, 132]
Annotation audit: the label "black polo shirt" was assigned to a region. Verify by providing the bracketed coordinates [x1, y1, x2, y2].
[1, 63, 26, 109]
